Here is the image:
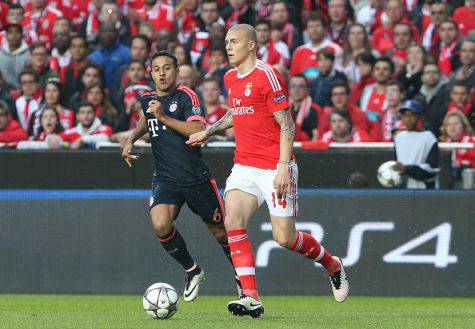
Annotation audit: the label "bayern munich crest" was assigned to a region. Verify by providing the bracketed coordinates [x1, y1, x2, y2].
[169, 101, 178, 112]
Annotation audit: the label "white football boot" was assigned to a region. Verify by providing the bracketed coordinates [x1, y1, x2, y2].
[328, 256, 349, 302]
[227, 296, 264, 318]
[183, 268, 205, 302]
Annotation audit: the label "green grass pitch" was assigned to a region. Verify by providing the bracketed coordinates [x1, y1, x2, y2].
[1, 295, 474, 329]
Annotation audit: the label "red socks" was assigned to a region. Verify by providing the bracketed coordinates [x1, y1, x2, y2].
[291, 231, 341, 275]
[227, 229, 259, 301]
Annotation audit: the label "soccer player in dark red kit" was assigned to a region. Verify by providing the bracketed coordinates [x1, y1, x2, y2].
[188, 24, 349, 318]
[121, 51, 241, 303]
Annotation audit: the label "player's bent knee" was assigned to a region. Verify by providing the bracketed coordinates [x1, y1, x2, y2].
[150, 215, 174, 236]
[273, 233, 295, 249]
[207, 225, 228, 243]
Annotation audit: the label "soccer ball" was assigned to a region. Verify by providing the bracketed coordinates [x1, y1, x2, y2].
[377, 161, 403, 188]
[142, 283, 179, 320]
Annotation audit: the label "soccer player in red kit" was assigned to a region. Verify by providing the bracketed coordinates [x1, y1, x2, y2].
[187, 24, 349, 318]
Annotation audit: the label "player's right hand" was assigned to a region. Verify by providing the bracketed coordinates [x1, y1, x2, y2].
[122, 141, 139, 167]
[186, 130, 208, 147]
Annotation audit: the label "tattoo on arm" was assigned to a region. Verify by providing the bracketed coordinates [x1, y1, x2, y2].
[273, 109, 295, 143]
[206, 110, 233, 137]
[129, 115, 148, 144]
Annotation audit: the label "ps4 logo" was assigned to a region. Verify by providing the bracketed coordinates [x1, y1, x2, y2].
[256, 222, 457, 269]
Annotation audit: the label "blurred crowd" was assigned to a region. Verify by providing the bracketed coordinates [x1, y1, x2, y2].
[0, 0, 474, 171]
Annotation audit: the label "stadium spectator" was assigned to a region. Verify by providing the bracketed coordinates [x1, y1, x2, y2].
[84, 84, 118, 128]
[451, 40, 475, 101]
[59, 0, 89, 32]
[31, 106, 64, 141]
[137, 20, 158, 50]
[423, 1, 449, 56]
[177, 64, 200, 91]
[0, 23, 29, 89]
[439, 109, 475, 169]
[62, 35, 89, 101]
[28, 42, 54, 88]
[68, 62, 104, 111]
[0, 100, 28, 144]
[176, 0, 201, 44]
[270, 0, 302, 53]
[349, 51, 376, 104]
[370, 0, 419, 55]
[355, 0, 385, 32]
[381, 80, 404, 141]
[173, 44, 193, 66]
[188, 0, 225, 64]
[340, 23, 376, 85]
[318, 82, 370, 138]
[393, 100, 440, 189]
[49, 17, 71, 74]
[396, 44, 427, 100]
[0, 71, 14, 111]
[200, 45, 229, 86]
[112, 34, 152, 94]
[195, 22, 227, 70]
[288, 74, 319, 141]
[29, 78, 73, 137]
[23, 0, 62, 49]
[88, 21, 131, 89]
[13, 69, 42, 133]
[256, 19, 283, 66]
[415, 63, 449, 137]
[0, 4, 24, 47]
[360, 56, 394, 122]
[436, 20, 461, 77]
[290, 12, 342, 82]
[389, 22, 413, 74]
[256, 0, 273, 20]
[200, 76, 227, 126]
[320, 108, 370, 142]
[327, 0, 353, 46]
[53, 101, 112, 149]
[447, 81, 475, 126]
[135, 0, 174, 34]
[115, 60, 149, 111]
[309, 48, 347, 107]
[225, 0, 255, 29]
[270, 21, 290, 67]
[453, 0, 475, 37]
[113, 83, 152, 144]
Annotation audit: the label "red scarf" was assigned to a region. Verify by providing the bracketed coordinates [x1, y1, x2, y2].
[448, 101, 472, 116]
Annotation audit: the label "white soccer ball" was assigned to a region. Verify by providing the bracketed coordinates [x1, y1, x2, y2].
[142, 283, 179, 320]
[377, 161, 403, 188]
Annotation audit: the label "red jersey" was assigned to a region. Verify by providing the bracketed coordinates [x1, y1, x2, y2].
[289, 40, 343, 81]
[206, 105, 227, 125]
[58, 109, 74, 131]
[453, 6, 475, 37]
[136, 2, 174, 32]
[59, 118, 112, 143]
[454, 134, 475, 168]
[224, 59, 291, 169]
[24, 6, 62, 49]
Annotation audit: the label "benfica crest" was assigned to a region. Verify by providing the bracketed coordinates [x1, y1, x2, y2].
[245, 82, 252, 97]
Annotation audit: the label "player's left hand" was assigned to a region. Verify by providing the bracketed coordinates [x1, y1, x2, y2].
[147, 99, 165, 120]
[392, 162, 406, 172]
[273, 164, 291, 200]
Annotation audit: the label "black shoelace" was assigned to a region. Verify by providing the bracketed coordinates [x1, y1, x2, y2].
[330, 271, 341, 290]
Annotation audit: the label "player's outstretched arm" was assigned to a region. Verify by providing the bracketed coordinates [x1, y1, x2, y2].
[273, 109, 295, 200]
[122, 114, 148, 167]
[186, 110, 233, 146]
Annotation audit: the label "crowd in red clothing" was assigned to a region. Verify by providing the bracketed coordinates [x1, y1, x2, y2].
[0, 0, 473, 168]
